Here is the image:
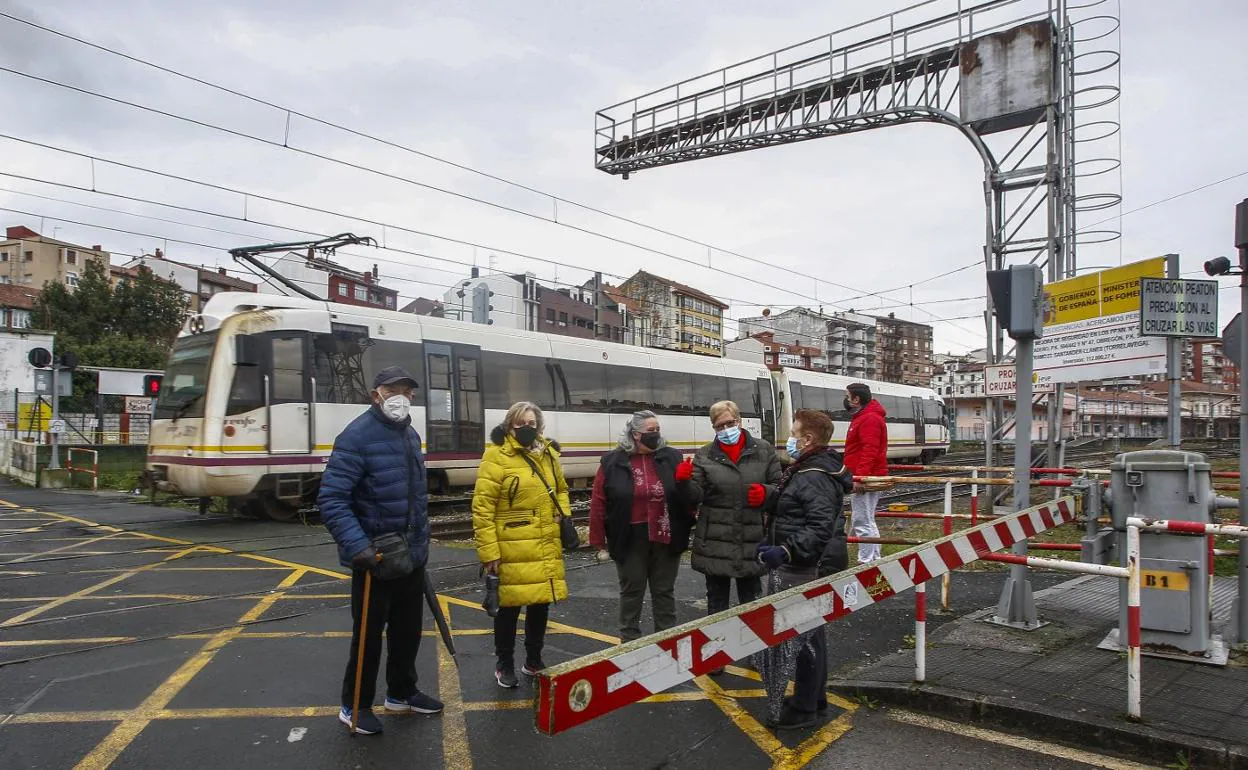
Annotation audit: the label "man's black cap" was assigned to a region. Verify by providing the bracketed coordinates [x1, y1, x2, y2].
[373, 366, 419, 390]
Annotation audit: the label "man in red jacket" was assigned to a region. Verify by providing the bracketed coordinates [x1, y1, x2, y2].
[842, 383, 888, 563]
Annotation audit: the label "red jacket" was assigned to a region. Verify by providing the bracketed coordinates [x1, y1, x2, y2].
[843, 399, 888, 477]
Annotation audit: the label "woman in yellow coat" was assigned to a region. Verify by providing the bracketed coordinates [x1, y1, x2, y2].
[472, 401, 569, 689]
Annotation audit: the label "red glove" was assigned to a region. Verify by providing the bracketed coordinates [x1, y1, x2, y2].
[747, 484, 766, 508]
[675, 458, 694, 482]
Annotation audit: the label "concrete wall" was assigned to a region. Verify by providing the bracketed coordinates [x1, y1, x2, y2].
[0, 330, 54, 395]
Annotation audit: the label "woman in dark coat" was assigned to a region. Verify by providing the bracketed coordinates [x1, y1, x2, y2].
[678, 400, 781, 675]
[756, 408, 852, 730]
[589, 411, 697, 642]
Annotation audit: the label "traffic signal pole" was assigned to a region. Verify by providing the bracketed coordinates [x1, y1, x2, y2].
[1236, 199, 1248, 646]
[48, 363, 60, 471]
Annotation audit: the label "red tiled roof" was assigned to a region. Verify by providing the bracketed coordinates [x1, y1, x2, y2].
[0, 283, 38, 310]
[627, 270, 728, 310]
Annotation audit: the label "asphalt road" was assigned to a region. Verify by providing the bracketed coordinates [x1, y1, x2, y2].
[0, 481, 1158, 770]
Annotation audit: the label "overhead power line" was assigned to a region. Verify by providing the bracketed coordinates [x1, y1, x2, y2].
[0, 9, 974, 308]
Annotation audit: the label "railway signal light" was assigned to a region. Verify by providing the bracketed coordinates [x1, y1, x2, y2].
[472, 283, 494, 325]
[144, 374, 163, 398]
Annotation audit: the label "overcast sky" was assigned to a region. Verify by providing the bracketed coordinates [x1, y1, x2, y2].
[1, 0, 1245, 354]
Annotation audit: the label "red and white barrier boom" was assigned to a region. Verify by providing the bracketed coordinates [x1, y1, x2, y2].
[534, 496, 1079, 735]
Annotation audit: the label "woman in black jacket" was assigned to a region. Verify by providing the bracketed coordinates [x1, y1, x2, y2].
[588, 411, 696, 642]
[756, 408, 852, 730]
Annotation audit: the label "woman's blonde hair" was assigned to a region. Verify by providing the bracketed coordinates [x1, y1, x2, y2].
[501, 401, 544, 436]
[709, 400, 740, 424]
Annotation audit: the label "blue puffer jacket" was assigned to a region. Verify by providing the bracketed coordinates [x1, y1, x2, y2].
[319, 404, 430, 571]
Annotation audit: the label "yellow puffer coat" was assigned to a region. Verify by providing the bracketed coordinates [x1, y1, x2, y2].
[472, 428, 569, 607]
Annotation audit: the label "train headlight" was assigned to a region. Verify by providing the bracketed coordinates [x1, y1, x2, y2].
[188, 315, 206, 334]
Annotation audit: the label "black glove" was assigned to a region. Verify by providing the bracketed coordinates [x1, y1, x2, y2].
[351, 546, 379, 572]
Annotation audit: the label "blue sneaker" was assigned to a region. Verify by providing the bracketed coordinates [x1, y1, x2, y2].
[384, 690, 444, 714]
[338, 706, 383, 735]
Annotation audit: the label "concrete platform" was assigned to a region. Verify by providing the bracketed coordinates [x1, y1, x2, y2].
[833, 573, 1248, 768]
[0, 480, 1162, 769]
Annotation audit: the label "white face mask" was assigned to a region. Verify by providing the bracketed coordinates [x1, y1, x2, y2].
[381, 394, 411, 422]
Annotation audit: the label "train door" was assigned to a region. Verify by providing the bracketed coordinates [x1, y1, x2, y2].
[268, 332, 312, 454]
[424, 342, 484, 455]
[911, 396, 926, 447]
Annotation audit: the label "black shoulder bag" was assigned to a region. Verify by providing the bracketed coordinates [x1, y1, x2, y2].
[518, 450, 580, 552]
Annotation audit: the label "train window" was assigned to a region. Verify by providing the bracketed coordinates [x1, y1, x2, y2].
[924, 399, 945, 424]
[727, 378, 758, 418]
[800, 384, 828, 413]
[828, 388, 851, 421]
[312, 328, 373, 405]
[652, 370, 694, 414]
[458, 355, 483, 448]
[482, 352, 556, 411]
[755, 378, 776, 444]
[428, 354, 452, 391]
[271, 336, 306, 403]
[362, 339, 423, 399]
[692, 375, 727, 416]
[226, 365, 264, 416]
[609, 366, 651, 412]
[789, 382, 804, 410]
[156, 331, 217, 419]
[559, 360, 606, 410]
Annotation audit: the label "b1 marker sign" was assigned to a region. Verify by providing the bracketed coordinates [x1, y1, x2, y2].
[1139, 278, 1219, 338]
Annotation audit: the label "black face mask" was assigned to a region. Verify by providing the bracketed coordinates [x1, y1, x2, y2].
[843, 398, 854, 412]
[514, 425, 538, 447]
[639, 432, 662, 450]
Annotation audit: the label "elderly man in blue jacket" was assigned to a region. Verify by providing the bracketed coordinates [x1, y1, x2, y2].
[320, 366, 442, 735]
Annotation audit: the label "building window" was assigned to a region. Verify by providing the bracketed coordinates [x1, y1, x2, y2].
[385, 295, 395, 308]
[65, 271, 79, 287]
[558, 312, 568, 327]
[0, 276, 8, 284]
[23, 251, 33, 261]
[0, 251, 7, 261]
[546, 308, 555, 324]
[337, 283, 347, 297]
[22, 274, 33, 284]
[354, 285, 366, 301]
[64, 249, 78, 265]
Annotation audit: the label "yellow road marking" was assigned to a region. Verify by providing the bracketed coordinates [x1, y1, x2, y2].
[438, 595, 472, 770]
[72, 569, 308, 770]
[695, 675, 788, 758]
[0, 594, 210, 603]
[461, 700, 532, 712]
[888, 710, 1159, 770]
[0, 546, 202, 628]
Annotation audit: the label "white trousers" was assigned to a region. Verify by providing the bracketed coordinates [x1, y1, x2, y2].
[850, 491, 882, 563]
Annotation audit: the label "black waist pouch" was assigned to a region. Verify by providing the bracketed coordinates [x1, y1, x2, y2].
[371, 531, 414, 581]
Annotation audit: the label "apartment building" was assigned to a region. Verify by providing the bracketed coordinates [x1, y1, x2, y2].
[875, 312, 934, 386]
[1, 225, 109, 291]
[617, 271, 726, 356]
[123, 250, 257, 310]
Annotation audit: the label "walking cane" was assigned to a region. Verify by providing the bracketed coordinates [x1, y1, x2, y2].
[349, 555, 379, 735]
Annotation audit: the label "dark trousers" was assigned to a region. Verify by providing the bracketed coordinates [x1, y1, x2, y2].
[774, 565, 827, 713]
[340, 568, 424, 710]
[705, 574, 762, 615]
[790, 630, 828, 713]
[616, 524, 682, 642]
[494, 603, 550, 665]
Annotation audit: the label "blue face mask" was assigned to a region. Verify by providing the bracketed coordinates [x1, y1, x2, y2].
[785, 436, 800, 459]
[716, 425, 741, 445]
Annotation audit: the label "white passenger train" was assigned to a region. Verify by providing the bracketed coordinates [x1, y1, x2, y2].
[146, 293, 948, 519]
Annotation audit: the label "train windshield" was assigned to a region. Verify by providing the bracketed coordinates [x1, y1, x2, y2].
[154, 332, 218, 420]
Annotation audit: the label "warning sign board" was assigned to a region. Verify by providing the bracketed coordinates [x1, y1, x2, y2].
[984, 364, 1056, 396]
[1034, 258, 1168, 385]
[124, 397, 154, 415]
[1139, 278, 1219, 337]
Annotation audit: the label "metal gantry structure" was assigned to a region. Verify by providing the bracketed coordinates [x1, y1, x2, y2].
[594, 0, 1122, 625]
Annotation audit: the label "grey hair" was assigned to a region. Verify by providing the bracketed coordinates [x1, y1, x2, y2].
[618, 410, 664, 453]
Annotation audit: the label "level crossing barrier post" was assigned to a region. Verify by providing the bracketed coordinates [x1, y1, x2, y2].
[914, 581, 927, 683]
[941, 482, 953, 611]
[534, 496, 1079, 736]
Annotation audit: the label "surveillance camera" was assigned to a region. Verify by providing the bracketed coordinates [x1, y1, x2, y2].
[1204, 257, 1233, 276]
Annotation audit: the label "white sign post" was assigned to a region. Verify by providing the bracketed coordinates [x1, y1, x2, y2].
[1139, 278, 1219, 337]
[984, 364, 1055, 397]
